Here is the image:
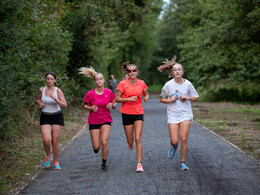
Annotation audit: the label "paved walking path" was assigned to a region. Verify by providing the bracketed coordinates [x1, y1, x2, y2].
[20, 96, 260, 194]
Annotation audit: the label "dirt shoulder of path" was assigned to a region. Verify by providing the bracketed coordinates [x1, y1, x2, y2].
[192, 102, 260, 161]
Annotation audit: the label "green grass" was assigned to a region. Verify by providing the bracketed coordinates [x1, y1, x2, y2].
[0, 104, 86, 195]
[148, 85, 163, 93]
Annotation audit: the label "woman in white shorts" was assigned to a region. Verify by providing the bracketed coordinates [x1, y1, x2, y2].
[158, 56, 199, 171]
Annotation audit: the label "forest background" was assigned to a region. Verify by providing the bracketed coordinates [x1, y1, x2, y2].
[0, 0, 259, 193]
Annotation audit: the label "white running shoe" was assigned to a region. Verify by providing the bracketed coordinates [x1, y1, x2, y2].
[136, 163, 144, 172]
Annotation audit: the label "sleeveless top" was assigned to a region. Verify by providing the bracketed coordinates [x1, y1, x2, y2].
[41, 87, 61, 114]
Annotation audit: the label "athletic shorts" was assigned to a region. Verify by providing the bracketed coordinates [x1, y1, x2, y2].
[122, 113, 144, 125]
[89, 122, 111, 130]
[40, 111, 64, 126]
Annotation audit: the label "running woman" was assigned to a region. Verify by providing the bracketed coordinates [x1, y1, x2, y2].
[79, 67, 116, 171]
[158, 56, 199, 171]
[36, 72, 67, 170]
[115, 62, 149, 172]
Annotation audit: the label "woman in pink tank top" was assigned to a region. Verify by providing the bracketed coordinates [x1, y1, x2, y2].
[79, 67, 116, 171]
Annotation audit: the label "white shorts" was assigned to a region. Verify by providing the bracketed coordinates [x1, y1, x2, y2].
[167, 116, 192, 124]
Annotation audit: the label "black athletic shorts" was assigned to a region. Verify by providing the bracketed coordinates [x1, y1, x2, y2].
[40, 111, 64, 126]
[122, 113, 144, 125]
[89, 122, 111, 130]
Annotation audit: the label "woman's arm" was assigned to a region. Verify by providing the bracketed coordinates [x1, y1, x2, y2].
[36, 87, 44, 109]
[82, 103, 98, 112]
[112, 99, 117, 109]
[115, 91, 137, 103]
[143, 89, 149, 103]
[160, 96, 177, 104]
[180, 94, 198, 102]
[54, 88, 67, 108]
[106, 99, 117, 110]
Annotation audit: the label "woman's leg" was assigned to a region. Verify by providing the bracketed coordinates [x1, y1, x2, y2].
[100, 125, 111, 160]
[133, 120, 143, 163]
[41, 125, 52, 157]
[168, 123, 179, 148]
[123, 124, 134, 150]
[179, 120, 191, 162]
[89, 129, 101, 153]
[51, 125, 62, 162]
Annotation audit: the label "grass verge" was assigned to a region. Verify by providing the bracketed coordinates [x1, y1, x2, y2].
[0, 103, 88, 195]
[192, 102, 260, 161]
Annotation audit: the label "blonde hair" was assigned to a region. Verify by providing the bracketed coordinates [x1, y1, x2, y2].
[79, 66, 103, 79]
[157, 56, 183, 78]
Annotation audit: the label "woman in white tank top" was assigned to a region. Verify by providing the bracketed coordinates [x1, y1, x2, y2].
[36, 72, 67, 170]
[158, 56, 199, 171]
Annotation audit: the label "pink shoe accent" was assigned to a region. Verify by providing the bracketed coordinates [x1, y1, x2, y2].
[136, 163, 144, 172]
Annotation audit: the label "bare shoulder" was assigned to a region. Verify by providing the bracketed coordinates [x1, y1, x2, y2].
[57, 88, 63, 94]
[39, 87, 44, 92]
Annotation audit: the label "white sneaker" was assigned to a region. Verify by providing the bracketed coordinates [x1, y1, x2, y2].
[136, 163, 144, 172]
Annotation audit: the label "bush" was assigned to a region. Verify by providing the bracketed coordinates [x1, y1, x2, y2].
[198, 81, 260, 103]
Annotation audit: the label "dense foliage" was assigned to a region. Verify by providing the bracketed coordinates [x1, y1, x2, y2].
[1, 0, 259, 139]
[0, 0, 72, 139]
[156, 0, 260, 101]
[0, 0, 162, 139]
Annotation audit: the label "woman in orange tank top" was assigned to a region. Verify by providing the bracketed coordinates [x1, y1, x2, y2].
[115, 62, 149, 172]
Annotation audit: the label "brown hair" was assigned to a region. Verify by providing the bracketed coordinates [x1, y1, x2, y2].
[45, 72, 57, 79]
[122, 61, 137, 72]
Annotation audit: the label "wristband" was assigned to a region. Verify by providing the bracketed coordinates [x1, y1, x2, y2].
[82, 102, 87, 107]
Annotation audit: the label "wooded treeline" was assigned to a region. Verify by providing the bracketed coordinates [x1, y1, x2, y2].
[0, 0, 259, 139]
[156, 0, 260, 102]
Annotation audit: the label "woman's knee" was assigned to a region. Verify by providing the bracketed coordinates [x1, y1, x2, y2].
[101, 139, 108, 147]
[171, 140, 178, 147]
[180, 136, 188, 145]
[135, 136, 142, 145]
[44, 138, 51, 146]
[93, 144, 100, 153]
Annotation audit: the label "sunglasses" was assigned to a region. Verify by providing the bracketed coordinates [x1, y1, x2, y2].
[127, 69, 137, 73]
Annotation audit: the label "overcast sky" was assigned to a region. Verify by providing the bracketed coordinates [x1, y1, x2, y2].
[160, 0, 170, 19]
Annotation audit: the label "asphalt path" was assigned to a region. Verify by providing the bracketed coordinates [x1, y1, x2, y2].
[19, 95, 260, 194]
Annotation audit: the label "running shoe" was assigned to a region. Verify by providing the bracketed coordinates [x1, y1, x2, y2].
[101, 164, 108, 171]
[43, 154, 53, 168]
[168, 146, 177, 159]
[180, 162, 189, 171]
[136, 163, 144, 172]
[54, 161, 61, 170]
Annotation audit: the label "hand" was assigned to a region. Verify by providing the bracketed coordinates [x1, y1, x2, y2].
[50, 94, 57, 101]
[171, 96, 177, 102]
[144, 95, 149, 103]
[92, 105, 98, 112]
[106, 103, 113, 109]
[180, 94, 187, 102]
[128, 96, 137, 102]
[39, 103, 44, 109]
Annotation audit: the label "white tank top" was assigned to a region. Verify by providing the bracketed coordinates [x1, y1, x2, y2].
[41, 87, 61, 114]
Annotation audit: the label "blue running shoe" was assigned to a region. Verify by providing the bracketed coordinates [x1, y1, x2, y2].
[180, 162, 189, 171]
[43, 154, 53, 168]
[54, 161, 61, 170]
[168, 146, 177, 159]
